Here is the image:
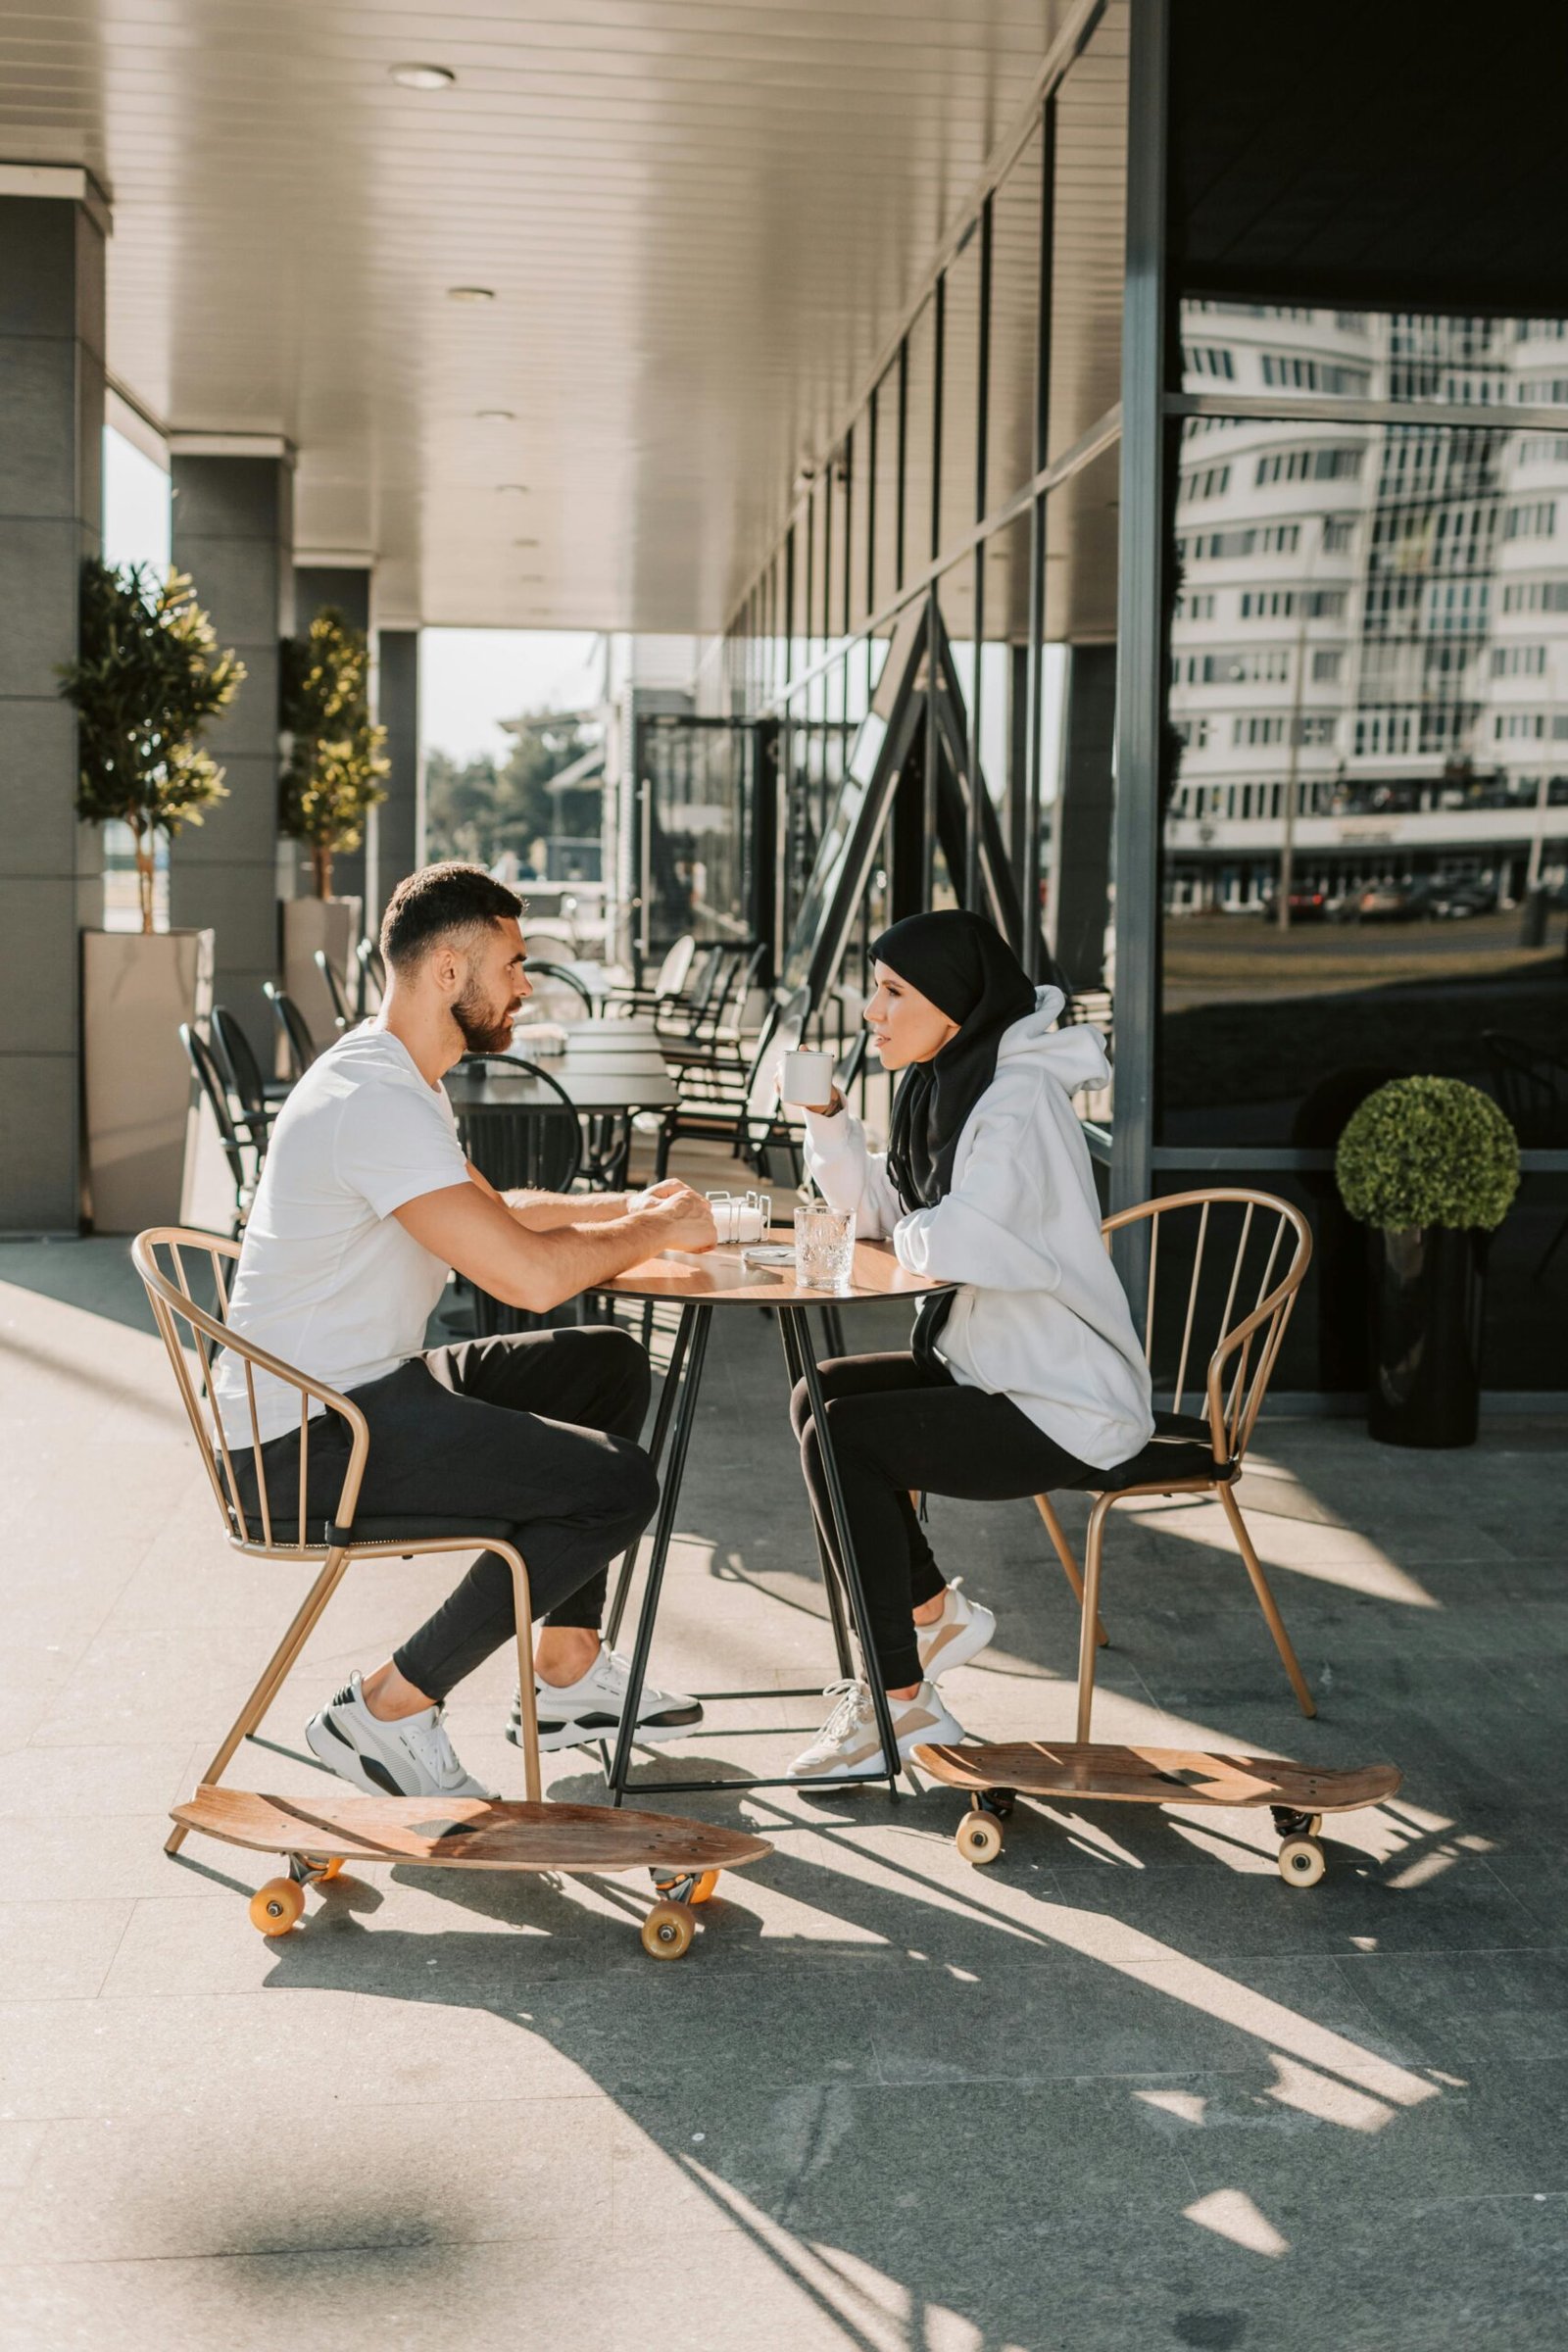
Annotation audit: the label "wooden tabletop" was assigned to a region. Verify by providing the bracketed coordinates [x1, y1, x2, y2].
[591, 1229, 953, 1307]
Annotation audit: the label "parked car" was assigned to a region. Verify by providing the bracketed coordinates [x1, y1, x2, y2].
[1259, 886, 1330, 923]
[1354, 880, 1434, 922]
[1434, 878, 1498, 919]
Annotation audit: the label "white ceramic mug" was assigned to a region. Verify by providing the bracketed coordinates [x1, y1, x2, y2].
[780, 1048, 835, 1107]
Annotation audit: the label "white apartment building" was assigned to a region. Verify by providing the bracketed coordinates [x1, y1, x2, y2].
[1164, 305, 1568, 912]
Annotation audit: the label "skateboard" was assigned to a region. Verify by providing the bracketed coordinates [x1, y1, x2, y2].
[913, 1742, 1401, 1887]
[172, 1785, 772, 1960]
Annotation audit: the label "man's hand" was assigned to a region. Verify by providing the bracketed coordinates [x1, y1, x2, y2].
[638, 1182, 717, 1253]
[626, 1177, 690, 1215]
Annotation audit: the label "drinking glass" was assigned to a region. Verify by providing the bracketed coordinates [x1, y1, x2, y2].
[794, 1203, 856, 1290]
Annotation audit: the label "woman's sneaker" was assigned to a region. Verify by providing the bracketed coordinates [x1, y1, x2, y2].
[916, 1580, 997, 1682]
[306, 1670, 497, 1800]
[786, 1678, 964, 1781]
[508, 1643, 704, 1754]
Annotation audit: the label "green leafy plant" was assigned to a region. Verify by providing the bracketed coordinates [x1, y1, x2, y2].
[279, 608, 389, 898]
[1336, 1076, 1520, 1231]
[59, 562, 245, 933]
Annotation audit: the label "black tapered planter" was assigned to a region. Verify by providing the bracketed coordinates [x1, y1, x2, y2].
[1366, 1226, 1486, 1447]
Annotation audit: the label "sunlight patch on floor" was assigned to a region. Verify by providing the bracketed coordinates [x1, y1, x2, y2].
[1184, 2188, 1290, 2257]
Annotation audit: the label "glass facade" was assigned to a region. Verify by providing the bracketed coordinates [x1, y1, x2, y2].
[719, 3, 1130, 1038]
[701, 6, 1567, 1395]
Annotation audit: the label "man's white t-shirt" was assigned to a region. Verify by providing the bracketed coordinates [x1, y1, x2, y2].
[215, 1027, 469, 1446]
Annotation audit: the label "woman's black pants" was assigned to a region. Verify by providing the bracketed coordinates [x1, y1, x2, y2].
[790, 1351, 1094, 1690]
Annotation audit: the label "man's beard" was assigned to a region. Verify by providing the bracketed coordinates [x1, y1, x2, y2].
[452, 976, 519, 1056]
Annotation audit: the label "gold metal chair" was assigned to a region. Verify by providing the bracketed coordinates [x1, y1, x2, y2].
[1035, 1188, 1316, 1741]
[134, 1227, 545, 1855]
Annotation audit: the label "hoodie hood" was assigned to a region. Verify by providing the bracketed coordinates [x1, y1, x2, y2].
[996, 985, 1111, 1094]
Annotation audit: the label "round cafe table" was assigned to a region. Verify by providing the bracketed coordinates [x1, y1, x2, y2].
[591, 1232, 954, 1802]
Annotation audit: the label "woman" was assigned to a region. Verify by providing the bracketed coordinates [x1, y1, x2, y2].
[786, 908, 1153, 1780]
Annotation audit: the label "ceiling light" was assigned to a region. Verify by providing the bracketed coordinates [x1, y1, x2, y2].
[447, 286, 495, 305]
[476, 410, 514, 424]
[390, 63, 454, 89]
[513, 538, 539, 548]
[497, 483, 528, 495]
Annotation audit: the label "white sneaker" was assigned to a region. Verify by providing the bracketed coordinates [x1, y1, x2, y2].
[786, 1678, 964, 1782]
[509, 1643, 704, 1754]
[306, 1671, 497, 1801]
[916, 1580, 997, 1682]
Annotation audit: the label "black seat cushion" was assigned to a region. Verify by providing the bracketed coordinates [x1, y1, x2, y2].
[1087, 1420, 1236, 1493]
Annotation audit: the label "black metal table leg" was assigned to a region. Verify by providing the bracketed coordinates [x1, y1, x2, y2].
[604, 1303, 693, 1649]
[790, 1308, 903, 1797]
[607, 1302, 711, 1804]
[775, 1306, 854, 1680]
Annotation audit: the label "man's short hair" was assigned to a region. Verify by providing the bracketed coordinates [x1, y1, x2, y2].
[379, 862, 525, 974]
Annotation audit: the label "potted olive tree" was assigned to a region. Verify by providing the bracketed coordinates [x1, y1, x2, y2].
[278, 608, 388, 1043]
[61, 561, 244, 1231]
[1336, 1077, 1520, 1447]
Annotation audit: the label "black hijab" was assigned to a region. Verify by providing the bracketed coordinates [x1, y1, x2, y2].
[873, 909, 1038, 1213]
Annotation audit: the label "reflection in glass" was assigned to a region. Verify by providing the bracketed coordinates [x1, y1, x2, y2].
[1162, 305, 1568, 1152]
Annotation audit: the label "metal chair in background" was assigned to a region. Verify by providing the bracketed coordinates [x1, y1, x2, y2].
[1036, 1188, 1317, 1741]
[604, 933, 696, 1020]
[212, 1007, 291, 1141]
[523, 959, 597, 1022]
[652, 985, 810, 1183]
[264, 982, 318, 1080]
[445, 1055, 585, 1337]
[314, 948, 354, 1032]
[178, 1023, 261, 1234]
[356, 937, 385, 1014]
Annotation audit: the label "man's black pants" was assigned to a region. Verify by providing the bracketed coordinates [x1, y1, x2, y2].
[240, 1326, 656, 1701]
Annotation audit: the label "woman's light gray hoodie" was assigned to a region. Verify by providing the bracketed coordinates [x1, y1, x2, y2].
[803, 986, 1154, 1472]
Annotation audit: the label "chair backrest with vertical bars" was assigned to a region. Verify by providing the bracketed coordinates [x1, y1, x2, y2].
[131, 1228, 370, 1558]
[1102, 1188, 1311, 1469]
[356, 936, 385, 1013]
[212, 1006, 277, 1134]
[444, 1056, 584, 1196]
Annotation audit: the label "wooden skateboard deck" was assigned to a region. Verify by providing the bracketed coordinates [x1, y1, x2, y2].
[913, 1743, 1401, 1886]
[172, 1786, 772, 1957]
[174, 1786, 771, 1874]
[915, 1742, 1399, 1813]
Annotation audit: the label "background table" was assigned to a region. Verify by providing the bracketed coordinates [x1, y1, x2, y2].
[591, 1233, 953, 1800]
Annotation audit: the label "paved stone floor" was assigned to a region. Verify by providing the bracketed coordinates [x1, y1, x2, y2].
[1, 1237, 1564, 2351]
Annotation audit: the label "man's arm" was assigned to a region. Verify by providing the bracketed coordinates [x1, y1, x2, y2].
[395, 1177, 715, 1314]
[464, 1162, 684, 1232]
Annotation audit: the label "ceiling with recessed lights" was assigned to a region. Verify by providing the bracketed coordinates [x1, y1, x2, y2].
[0, 1, 1088, 633]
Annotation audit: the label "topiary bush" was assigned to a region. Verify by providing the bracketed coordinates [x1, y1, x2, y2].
[1336, 1076, 1520, 1232]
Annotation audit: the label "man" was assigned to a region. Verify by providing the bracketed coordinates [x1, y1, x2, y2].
[216, 860, 716, 1800]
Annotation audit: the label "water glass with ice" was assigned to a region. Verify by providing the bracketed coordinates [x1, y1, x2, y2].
[794, 1203, 856, 1290]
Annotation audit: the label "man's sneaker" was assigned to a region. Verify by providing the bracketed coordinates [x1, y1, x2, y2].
[508, 1644, 704, 1754]
[786, 1678, 964, 1782]
[916, 1579, 997, 1682]
[306, 1670, 497, 1800]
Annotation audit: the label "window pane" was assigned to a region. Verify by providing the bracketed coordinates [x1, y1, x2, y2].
[941, 228, 984, 557]
[1048, 0, 1128, 462]
[871, 365, 902, 615]
[989, 117, 1044, 511]
[848, 413, 872, 631]
[1160, 407, 1568, 1198]
[1177, 304, 1568, 407]
[905, 299, 938, 578]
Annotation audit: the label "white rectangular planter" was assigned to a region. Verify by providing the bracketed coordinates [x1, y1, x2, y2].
[282, 895, 362, 1054]
[82, 928, 215, 1234]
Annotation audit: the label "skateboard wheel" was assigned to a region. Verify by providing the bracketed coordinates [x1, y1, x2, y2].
[642, 1901, 695, 1960]
[1278, 1835, 1326, 1888]
[249, 1877, 306, 1936]
[956, 1813, 1004, 1866]
[690, 1870, 720, 1905]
